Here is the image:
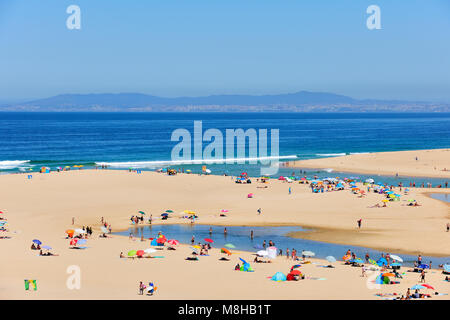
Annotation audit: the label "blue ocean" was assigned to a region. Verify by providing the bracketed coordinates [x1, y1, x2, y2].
[0, 112, 449, 185]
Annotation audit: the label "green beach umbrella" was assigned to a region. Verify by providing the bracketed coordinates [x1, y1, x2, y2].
[138, 211, 145, 215]
[128, 250, 137, 257]
[165, 210, 174, 213]
[224, 243, 235, 249]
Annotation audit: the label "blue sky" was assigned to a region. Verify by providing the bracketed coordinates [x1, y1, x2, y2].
[1, 0, 449, 102]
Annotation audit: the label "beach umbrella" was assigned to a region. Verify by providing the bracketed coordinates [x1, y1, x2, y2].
[101, 226, 108, 233]
[368, 259, 377, 265]
[411, 284, 425, 290]
[204, 238, 213, 243]
[257, 250, 268, 257]
[77, 239, 87, 245]
[292, 265, 302, 269]
[391, 262, 402, 267]
[156, 237, 166, 244]
[192, 245, 201, 249]
[421, 284, 435, 290]
[138, 211, 145, 215]
[144, 248, 156, 254]
[190, 247, 199, 253]
[389, 254, 403, 262]
[136, 250, 145, 257]
[354, 258, 365, 264]
[290, 270, 301, 276]
[127, 250, 137, 257]
[161, 213, 169, 217]
[221, 248, 231, 255]
[221, 209, 229, 213]
[167, 239, 179, 246]
[42, 245, 52, 250]
[382, 273, 395, 277]
[70, 238, 78, 246]
[342, 254, 352, 261]
[302, 250, 315, 257]
[32, 239, 42, 245]
[326, 256, 337, 263]
[165, 210, 174, 213]
[271, 272, 287, 282]
[365, 178, 374, 183]
[65, 229, 75, 235]
[224, 243, 235, 249]
[444, 264, 450, 273]
[382, 199, 389, 203]
[75, 228, 86, 234]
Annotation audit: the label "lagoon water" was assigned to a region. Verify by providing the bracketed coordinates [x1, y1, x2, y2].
[117, 224, 450, 267]
[430, 193, 450, 203]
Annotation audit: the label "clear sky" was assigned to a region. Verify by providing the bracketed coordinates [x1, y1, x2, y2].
[1, 0, 450, 102]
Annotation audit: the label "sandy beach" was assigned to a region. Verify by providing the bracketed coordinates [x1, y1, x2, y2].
[0, 164, 449, 300]
[286, 149, 450, 179]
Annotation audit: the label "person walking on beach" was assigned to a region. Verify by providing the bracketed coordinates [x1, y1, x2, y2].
[447, 223, 450, 232]
[72, 217, 74, 225]
[420, 270, 426, 283]
[286, 248, 290, 259]
[288, 187, 291, 195]
[357, 219, 362, 229]
[257, 208, 261, 215]
[139, 281, 145, 295]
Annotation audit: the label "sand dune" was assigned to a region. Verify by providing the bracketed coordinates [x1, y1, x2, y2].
[0, 169, 449, 299]
[286, 149, 450, 178]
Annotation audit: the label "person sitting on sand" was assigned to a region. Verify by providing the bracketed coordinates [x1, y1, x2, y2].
[120, 252, 125, 258]
[235, 263, 240, 270]
[254, 256, 262, 263]
[31, 243, 37, 250]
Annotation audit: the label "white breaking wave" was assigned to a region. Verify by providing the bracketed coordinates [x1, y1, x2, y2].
[96, 155, 298, 169]
[349, 152, 370, 155]
[316, 153, 346, 157]
[0, 160, 31, 170]
[323, 168, 334, 173]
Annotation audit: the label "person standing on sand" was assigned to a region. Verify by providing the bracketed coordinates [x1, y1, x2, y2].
[72, 217, 74, 225]
[139, 281, 144, 295]
[286, 248, 290, 259]
[289, 187, 291, 195]
[447, 223, 449, 232]
[357, 219, 362, 229]
[420, 270, 425, 283]
[257, 208, 261, 215]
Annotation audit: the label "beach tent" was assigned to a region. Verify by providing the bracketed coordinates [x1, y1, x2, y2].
[150, 238, 158, 246]
[239, 258, 254, 272]
[375, 274, 391, 285]
[271, 272, 287, 282]
[377, 257, 388, 267]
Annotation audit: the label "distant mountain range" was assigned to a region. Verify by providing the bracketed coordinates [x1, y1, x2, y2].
[1, 91, 448, 112]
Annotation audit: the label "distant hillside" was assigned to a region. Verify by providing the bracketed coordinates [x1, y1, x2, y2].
[1, 91, 449, 112]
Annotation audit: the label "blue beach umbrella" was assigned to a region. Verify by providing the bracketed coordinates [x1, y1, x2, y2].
[42, 245, 52, 250]
[326, 256, 337, 263]
[444, 264, 450, 273]
[77, 239, 87, 245]
[354, 258, 365, 264]
[377, 257, 388, 266]
[411, 284, 425, 290]
[32, 239, 42, 245]
[391, 262, 402, 267]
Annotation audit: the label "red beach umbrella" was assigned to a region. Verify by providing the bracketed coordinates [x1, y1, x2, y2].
[70, 238, 78, 246]
[167, 239, 179, 246]
[136, 250, 145, 257]
[156, 237, 166, 244]
[204, 238, 213, 243]
[290, 270, 301, 276]
[422, 284, 435, 290]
